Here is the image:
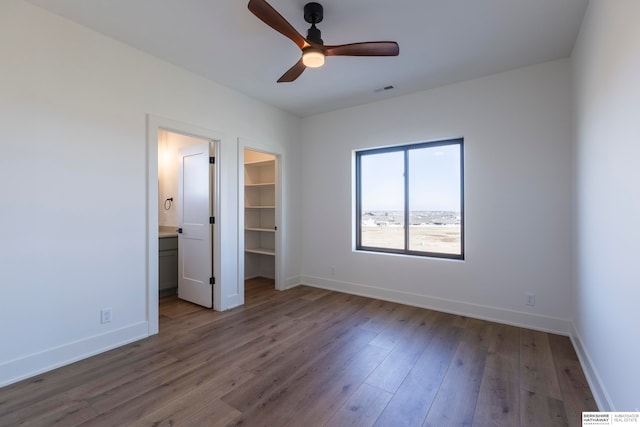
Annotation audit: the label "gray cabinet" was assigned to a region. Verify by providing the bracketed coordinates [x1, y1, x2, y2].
[159, 236, 178, 296]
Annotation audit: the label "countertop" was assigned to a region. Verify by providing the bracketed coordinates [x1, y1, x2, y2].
[159, 226, 178, 238]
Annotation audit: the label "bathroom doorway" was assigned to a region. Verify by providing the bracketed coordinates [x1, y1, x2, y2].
[147, 115, 223, 335]
[158, 130, 217, 308]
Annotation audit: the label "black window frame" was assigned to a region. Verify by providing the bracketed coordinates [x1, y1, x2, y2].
[355, 138, 465, 260]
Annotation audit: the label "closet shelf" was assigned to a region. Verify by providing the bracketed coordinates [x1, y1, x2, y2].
[245, 205, 275, 209]
[245, 227, 276, 233]
[245, 247, 275, 256]
[245, 159, 275, 167]
[245, 182, 275, 187]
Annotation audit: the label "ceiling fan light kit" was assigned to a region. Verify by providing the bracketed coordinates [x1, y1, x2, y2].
[247, 0, 399, 82]
[302, 47, 325, 68]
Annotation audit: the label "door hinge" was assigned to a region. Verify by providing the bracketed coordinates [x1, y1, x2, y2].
[210, 277, 215, 285]
[209, 216, 215, 224]
[209, 157, 215, 164]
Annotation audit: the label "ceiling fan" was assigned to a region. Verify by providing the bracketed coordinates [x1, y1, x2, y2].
[247, 0, 399, 83]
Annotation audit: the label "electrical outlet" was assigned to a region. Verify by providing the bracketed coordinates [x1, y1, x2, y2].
[100, 308, 112, 324]
[526, 293, 536, 307]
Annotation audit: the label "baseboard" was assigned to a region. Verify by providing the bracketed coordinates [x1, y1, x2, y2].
[569, 323, 614, 411]
[225, 292, 242, 311]
[301, 276, 573, 336]
[0, 321, 149, 388]
[282, 275, 302, 290]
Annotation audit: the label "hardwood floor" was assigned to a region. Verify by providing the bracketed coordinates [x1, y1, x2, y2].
[0, 278, 596, 426]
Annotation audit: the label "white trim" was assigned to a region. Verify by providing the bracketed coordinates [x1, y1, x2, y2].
[211, 139, 222, 310]
[146, 115, 160, 334]
[301, 275, 573, 335]
[283, 275, 303, 290]
[236, 139, 246, 307]
[570, 323, 614, 411]
[0, 322, 148, 387]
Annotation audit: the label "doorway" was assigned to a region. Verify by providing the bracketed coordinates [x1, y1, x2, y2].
[158, 131, 216, 308]
[147, 115, 223, 335]
[239, 145, 282, 301]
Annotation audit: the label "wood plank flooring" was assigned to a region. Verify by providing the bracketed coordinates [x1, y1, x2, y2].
[0, 278, 597, 426]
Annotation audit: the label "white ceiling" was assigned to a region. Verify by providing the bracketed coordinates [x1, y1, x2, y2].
[25, 0, 588, 117]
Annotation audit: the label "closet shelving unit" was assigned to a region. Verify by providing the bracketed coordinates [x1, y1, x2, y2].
[244, 152, 276, 278]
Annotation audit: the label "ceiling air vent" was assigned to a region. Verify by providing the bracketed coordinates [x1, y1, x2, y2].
[374, 85, 394, 93]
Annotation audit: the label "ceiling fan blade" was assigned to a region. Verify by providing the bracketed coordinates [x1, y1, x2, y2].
[325, 42, 399, 57]
[277, 59, 306, 83]
[248, 0, 307, 49]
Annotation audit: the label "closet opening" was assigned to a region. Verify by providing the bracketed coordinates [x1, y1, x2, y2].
[242, 148, 279, 292]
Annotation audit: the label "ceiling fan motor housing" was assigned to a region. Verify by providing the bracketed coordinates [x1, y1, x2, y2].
[306, 25, 323, 44]
[304, 2, 324, 44]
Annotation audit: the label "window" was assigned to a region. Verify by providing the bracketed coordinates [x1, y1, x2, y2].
[355, 138, 464, 259]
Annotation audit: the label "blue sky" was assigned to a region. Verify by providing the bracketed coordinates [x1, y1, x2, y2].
[360, 144, 461, 212]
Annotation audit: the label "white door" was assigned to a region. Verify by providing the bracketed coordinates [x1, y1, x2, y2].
[178, 141, 213, 308]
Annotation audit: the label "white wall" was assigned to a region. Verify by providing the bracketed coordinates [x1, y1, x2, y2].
[0, 0, 301, 386]
[572, 0, 640, 411]
[301, 59, 574, 333]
